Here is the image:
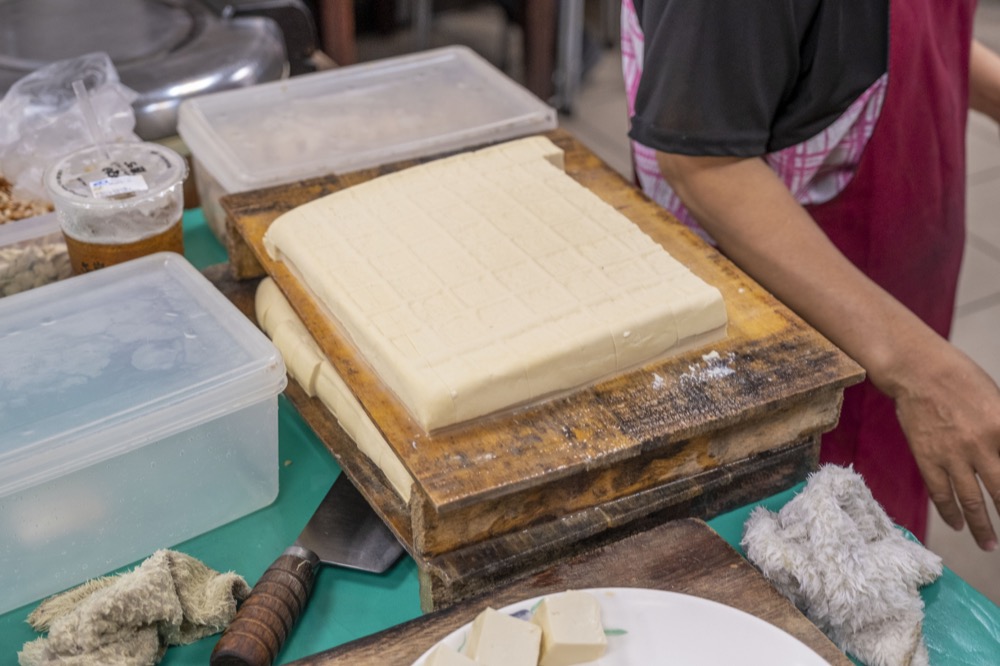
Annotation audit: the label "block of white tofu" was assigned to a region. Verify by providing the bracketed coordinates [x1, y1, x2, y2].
[264, 136, 727, 432]
[463, 607, 541, 666]
[256, 278, 324, 396]
[531, 591, 607, 666]
[255, 278, 414, 501]
[424, 644, 478, 666]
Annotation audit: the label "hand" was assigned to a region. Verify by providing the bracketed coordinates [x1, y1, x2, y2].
[891, 340, 1000, 551]
[652, 151, 1000, 549]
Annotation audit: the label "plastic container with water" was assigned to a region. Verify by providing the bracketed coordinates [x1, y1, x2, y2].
[0, 252, 286, 614]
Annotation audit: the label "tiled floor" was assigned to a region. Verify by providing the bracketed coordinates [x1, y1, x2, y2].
[358, 0, 1000, 605]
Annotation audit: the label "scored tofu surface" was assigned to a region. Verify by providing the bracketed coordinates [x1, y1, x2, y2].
[264, 136, 727, 432]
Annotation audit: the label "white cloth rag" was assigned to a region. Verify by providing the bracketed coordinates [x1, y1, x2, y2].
[18, 549, 249, 666]
[742, 464, 942, 666]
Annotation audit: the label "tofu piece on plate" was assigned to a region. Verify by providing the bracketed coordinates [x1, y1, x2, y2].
[464, 607, 541, 666]
[531, 590, 607, 666]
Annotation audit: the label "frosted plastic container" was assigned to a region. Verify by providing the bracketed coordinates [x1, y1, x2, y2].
[0, 252, 286, 614]
[0, 212, 71, 297]
[177, 45, 558, 242]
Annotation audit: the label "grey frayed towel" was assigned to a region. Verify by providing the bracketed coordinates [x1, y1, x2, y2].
[742, 465, 942, 666]
[19, 549, 250, 666]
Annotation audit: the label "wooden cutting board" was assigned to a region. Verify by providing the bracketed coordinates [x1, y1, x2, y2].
[216, 129, 863, 609]
[283, 518, 851, 665]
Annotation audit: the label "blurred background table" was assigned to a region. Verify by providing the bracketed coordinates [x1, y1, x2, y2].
[315, 0, 600, 110]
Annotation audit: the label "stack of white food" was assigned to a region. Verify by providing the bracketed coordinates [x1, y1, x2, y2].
[256, 277, 415, 501]
[424, 590, 608, 666]
[262, 136, 727, 434]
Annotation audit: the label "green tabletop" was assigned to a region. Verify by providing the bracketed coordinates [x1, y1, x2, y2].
[3, 210, 998, 664]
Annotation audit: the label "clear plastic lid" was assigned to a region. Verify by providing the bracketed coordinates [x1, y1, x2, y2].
[177, 46, 557, 193]
[0, 252, 286, 497]
[43, 142, 187, 208]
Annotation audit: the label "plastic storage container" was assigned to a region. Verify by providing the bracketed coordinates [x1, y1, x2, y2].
[177, 45, 558, 242]
[0, 252, 286, 614]
[0, 212, 71, 297]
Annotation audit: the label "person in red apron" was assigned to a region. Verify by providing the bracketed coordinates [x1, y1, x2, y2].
[622, 0, 1000, 549]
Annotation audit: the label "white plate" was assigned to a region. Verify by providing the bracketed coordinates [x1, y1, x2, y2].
[413, 588, 829, 665]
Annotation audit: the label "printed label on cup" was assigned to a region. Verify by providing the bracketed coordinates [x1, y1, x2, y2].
[89, 175, 149, 199]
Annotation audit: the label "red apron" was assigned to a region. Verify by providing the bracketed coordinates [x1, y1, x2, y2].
[808, 0, 976, 540]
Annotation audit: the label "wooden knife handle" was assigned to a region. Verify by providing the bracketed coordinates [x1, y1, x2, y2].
[211, 547, 319, 666]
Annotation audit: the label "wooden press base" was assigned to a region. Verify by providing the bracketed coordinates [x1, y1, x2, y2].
[282, 518, 851, 665]
[208, 128, 863, 612]
[209, 266, 836, 611]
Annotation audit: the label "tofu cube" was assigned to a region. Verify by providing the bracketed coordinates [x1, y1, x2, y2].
[464, 607, 541, 666]
[531, 591, 607, 666]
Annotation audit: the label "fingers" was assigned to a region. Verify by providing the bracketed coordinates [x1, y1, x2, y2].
[982, 452, 1000, 511]
[929, 457, 1000, 552]
[956, 419, 1000, 551]
[953, 468, 997, 551]
[888, 346, 1000, 551]
[925, 464, 965, 532]
[974, 455, 1000, 551]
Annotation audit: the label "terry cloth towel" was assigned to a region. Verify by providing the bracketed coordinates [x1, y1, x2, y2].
[742, 465, 942, 666]
[19, 549, 250, 666]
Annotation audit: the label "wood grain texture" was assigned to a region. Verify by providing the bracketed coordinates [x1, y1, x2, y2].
[183, 269, 826, 611]
[206, 264, 821, 609]
[416, 435, 822, 610]
[211, 551, 317, 666]
[283, 519, 851, 665]
[213, 129, 863, 606]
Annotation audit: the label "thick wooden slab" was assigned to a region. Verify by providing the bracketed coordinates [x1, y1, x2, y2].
[218, 130, 863, 604]
[285, 518, 851, 665]
[207, 263, 828, 609]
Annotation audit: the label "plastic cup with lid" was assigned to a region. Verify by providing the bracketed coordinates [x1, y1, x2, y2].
[43, 141, 188, 274]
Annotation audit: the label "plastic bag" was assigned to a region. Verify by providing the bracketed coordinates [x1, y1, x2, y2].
[0, 52, 139, 202]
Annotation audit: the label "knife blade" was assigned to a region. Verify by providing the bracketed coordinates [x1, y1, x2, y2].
[210, 473, 404, 666]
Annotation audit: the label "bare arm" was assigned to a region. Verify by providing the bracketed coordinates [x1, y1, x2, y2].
[970, 39, 1000, 122]
[657, 152, 1000, 551]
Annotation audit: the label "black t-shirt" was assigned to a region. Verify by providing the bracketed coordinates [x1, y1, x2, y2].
[628, 0, 889, 157]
